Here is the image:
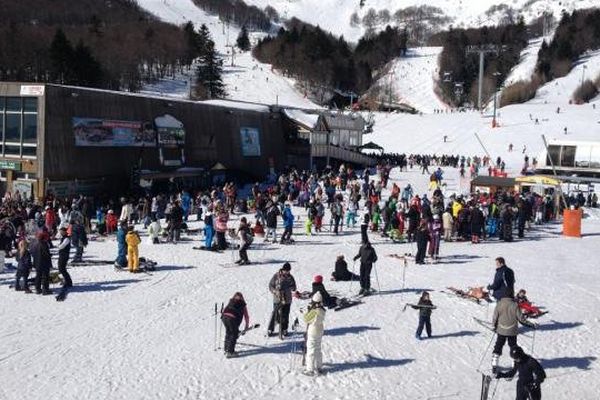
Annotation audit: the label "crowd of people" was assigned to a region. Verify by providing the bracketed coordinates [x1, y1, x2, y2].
[2, 153, 574, 398]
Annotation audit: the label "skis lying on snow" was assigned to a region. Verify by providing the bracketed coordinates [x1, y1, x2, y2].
[334, 298, 362, 311]
[402, 303, 437, 312]
[69, 260, 114, 267]
[192, 246, 223, 253]
[442, 287, 492, 305]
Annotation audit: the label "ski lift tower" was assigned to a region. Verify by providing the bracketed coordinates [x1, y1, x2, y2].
[466, 44, 499, 111]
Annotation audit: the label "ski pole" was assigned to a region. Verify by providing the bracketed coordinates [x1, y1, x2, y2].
[218, 302, 224, 350]
[531, 329, 536, 355]
[373, 262, 381, 294]
[477, 332, 496, 373]
[400, 258, 407, 301]
[349, 260, 356, 293]
[213, 302, 218, 351]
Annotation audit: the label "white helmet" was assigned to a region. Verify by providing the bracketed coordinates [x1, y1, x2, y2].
[312, 292, 323, 303]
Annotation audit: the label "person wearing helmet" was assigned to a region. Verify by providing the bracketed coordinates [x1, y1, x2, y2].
[496, 346, 546, 400]
[311, 275, 338, 309]
[303, 291, 326, 376]
[221, 292, 250, 358]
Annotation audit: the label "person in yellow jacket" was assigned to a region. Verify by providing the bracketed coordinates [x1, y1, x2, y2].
[125, 226, 141, 273]
[452, 199, 463, 219]
[303, 292, 326, 376]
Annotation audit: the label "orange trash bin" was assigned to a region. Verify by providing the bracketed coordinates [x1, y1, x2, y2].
[563, 208, 583, 238]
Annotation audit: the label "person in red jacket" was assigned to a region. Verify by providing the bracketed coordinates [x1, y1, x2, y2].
[106, 210, 118, 234]
[44, 206, 57, 237]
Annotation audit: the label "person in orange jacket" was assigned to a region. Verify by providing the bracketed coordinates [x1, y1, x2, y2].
[125, 226, 141, 273]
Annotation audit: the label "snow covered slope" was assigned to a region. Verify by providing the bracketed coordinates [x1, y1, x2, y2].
[504, 37, 549, 86]
[241, 0, 599, 42]
[371, 47, 449, 113]
[136, 0, 319, 108]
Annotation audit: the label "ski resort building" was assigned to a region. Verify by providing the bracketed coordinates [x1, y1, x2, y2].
[0, 82, 374, 199]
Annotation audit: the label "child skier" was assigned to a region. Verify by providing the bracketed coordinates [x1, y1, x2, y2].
[330, 255, 359, 281]
[125, 226, 141, 273]
[147, 217, 161, 244]
[515, 289, 544, 318]
[412, 291, 436, 339]
[221, 292, 250, 358]
[495, 346, 546, 400]
[303, 292, 326, 376]
[311, 275, 338, 309]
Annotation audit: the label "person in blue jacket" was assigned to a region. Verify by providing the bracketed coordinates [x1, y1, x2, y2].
[203, 211, 215, 250]
[115, 221, 128, 268]
[181, 190, 192, 221]
[281, 203, 294, 244]
[487, 257, 515, 301]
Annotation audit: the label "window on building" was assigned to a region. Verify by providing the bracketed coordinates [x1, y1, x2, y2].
[5, 113, 21, 142]
[560, 146, 576, 167]
[23, 114, 37, 144]
[590, 146, 600, 169]
[575, 146, 592, 168]
[0, 96, 38, 158]
[6, 97, 21, 112]
[546, 145, 560, 167]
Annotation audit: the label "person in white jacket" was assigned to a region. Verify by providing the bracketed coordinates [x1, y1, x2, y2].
[147, 217, 161, 244]
[119, 199, 133, 224]
[303, 292, 326, 376]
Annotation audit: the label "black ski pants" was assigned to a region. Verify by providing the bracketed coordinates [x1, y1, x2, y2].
[518, 384, 541, 400]
[216, 231, 227, 250]
[15, 268, 30, 291]
[222, 316, 239, 353]
[268, 303, 291, 333]
[416, 315, 432, 337]
[239, 242, 250, 263]
[34, 266, 50, 293]
[416, 238, 428, 263]
[360, 225, 369, 244]
[359, 262, 373, 291]
[58, 256, 73, 288]
[493, 334, 517, 355]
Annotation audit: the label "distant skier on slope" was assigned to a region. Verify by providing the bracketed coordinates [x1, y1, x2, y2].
[495, 346, 546, 400]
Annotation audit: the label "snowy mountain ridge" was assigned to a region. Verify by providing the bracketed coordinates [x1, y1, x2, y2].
[241, 0, 599, 42]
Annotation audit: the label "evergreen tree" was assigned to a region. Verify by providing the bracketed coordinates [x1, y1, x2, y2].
[183, 21, 200, 66]
[195, 39, 226, 99]
[71, 41, 103, 87]
[236, 25, 251, 51]
[49, 28, 74, 83]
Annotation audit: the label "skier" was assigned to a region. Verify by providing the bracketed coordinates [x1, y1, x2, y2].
[360, 205, 371, 244]
[491, 289, 537, 373]
[415, 220, 430, 265]
[303, 292, 326, 376]
[265, 202, 280, 243]
[203, 210, 214, 250]
[487, 257, 515, 301]
[147, 216, 161, 244]
[221, 292, 250, 358]
[15, 239, 32, 293]
[125, 226, 141, 273]
[115, 221, 128, 268]
[495, 346, 545, 400]
[353, 240, 378, 296]
[70, 219, 87, 263]
[236, 217, 253, 265]
[281, 203, 294, 244]
[311, 275, 338, 309]
[428, 214, 442, 260]
[267, 262, 299, 337]
[412, 291, 436, 339]
[442, 207, 453, 241]
[471, 205, 485, 244]
[331, 255, 359, 281]
[30, 231, 52, 295]
[56, 227, 72, 288]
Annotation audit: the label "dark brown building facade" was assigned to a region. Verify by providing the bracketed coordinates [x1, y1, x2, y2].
[0, 82, 294, 198]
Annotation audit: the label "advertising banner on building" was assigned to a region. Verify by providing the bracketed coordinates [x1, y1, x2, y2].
[73, 117, 156, 147]
[155, 114, 185, 147]
[240, 127, 261, 157]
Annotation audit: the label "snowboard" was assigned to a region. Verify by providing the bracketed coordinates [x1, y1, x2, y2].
[55, 286, 69, 302]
